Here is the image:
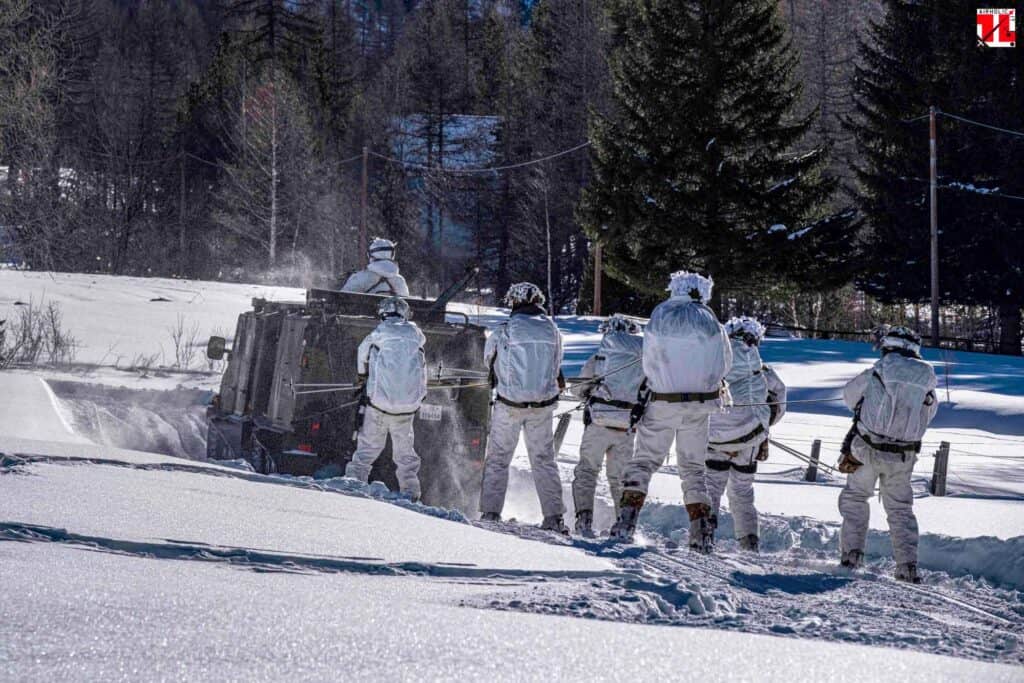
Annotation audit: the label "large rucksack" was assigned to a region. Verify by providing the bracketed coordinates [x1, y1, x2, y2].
[859, 354, 937, 443]
[366, 322, 428, 414]
[494, 314, 562, 404]
[589, 332, 644, 429]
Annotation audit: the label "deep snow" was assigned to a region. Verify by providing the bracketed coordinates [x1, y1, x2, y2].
[2, 271, 1023, 678]
[7, 541, 1018, 682]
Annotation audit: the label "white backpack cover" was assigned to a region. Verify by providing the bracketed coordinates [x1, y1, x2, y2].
[643, 298, 732, 395]
[491, 314, 562, 404]
[589, 331, 644, 429]
[859, 353, 938, 443]
[710, 339, 769, 450]
[365, 320, 427, 414]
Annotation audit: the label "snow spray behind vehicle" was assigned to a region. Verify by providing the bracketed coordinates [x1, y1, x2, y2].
[205, 269, 490, 513]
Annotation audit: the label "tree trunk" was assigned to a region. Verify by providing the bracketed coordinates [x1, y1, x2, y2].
[998, 303, 1022, 356]
[269, 78, 278, 269]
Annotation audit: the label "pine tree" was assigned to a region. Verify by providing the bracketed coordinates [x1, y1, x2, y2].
[850, 1, 1024, 354]
[579, 0, 847, 310]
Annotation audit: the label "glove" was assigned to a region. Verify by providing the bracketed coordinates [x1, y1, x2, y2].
[755, 439, 769, 461]
[838, 452, 863, 474]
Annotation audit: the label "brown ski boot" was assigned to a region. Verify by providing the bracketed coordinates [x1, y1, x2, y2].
[610, 490, 646, 542]
[686, 502, 714, 554]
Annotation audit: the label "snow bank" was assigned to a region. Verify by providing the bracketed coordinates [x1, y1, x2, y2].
[0, 454, 614, 575]
[638, 500, 1024, 590]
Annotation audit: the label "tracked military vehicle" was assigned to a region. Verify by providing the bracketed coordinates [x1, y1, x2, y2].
[205, 271, 490, 513]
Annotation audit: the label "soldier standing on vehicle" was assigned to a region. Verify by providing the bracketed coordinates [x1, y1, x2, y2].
[570, 314, 644, 537]
[837, 326, 937, 583]
[705, 317, 787, 552]
[344, 296, 427, 500]
[609, 271, 732, 551]
[479, 282, 568, 534]
[341, 237, 410, 296]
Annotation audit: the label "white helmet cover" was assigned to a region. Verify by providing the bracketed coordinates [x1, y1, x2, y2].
[504, 282, 546, 308]
[599, 313, 641, 334]
[378, 295, 412, 320]
[368, 237, 396, 261]
[667, 271, 714, 303]
[881, 325, 922, 356]
[871, 323, 892, 350]
[725, 316, 766, 345]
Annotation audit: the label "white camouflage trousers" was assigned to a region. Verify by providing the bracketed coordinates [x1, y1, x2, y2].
[572, 424, 633, 514]
[839, 440, 919, 564]
[705, 446, 758, 539]
[480, 402, 565, 518]
[620, 401, 714, 506]
[345, 406, 421, 499]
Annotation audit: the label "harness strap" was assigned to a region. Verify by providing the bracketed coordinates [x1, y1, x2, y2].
[496, 394, 559, 410]
[589, 396, 637, 411]
[369, 276, 397, 295]
[368, 402, 418, 417]
[704, 458, 758, 474]
[854, 423, 921, 455]
[600, 424, 630, 433]
[709, 423, 766, 447]
[650, 389, 721, 403]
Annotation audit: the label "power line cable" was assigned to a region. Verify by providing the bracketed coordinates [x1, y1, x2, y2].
[900, 114, 931, 124]
[940, 183, 1024, 202]
[898, 109, 1024, 138]
[368, 141, 590, 175]
[938, 111, 1024, 139]
[900, 175, 1024, 202]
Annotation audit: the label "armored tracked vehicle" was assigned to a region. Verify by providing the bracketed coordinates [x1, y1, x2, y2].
[205, 275, 490, 513]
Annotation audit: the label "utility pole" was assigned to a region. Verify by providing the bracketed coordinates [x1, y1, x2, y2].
[593, 242, 603, 316]
[543, 178, 553, 315]
[929, 106, 940, 348]
[359, 145, 368, 267]
[179, 149, 186, 276]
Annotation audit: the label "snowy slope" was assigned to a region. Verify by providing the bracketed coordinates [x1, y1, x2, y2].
[6, 544, 1017, 682]
[2, 271, 1024, 677]
[2, 448, 1021, 680]
[0, 456, 612, 575]
[0, 270, 304, 368]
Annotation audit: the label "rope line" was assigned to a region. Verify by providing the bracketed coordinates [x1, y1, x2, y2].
[293, 398, 363, 422]
[733, 395, 843, 405]
[565, 358, 643, 386]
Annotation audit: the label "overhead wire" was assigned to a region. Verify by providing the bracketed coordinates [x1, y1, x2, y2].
[368, 141, 590, 175]
[938, 111, 1024, 139]
[898, 109, 1024, 138]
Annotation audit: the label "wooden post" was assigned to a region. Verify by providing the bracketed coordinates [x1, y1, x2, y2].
[359, 145, 368, 267]
[930, 441, 950, 496]
[593, 242, 603, 316]
[804, 439, 821, 482]
[929, 106, 940, 348]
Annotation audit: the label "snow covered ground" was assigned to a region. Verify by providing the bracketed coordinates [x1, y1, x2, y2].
[2, 271, 1023, 678]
